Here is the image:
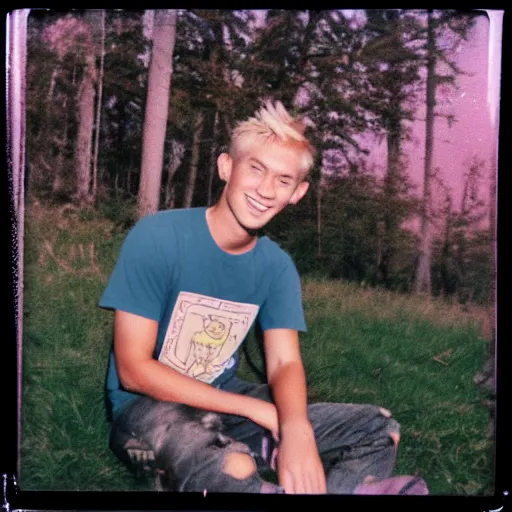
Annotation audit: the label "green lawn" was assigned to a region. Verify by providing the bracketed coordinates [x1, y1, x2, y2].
[19, 201, 494, 495]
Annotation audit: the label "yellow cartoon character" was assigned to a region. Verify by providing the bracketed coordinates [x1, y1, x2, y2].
[189, 315, 238, 379]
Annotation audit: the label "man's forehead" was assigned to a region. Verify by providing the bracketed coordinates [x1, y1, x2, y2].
[244, 144, 303, 177]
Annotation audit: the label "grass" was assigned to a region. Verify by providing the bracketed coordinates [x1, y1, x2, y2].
[19, 200, 495, 495]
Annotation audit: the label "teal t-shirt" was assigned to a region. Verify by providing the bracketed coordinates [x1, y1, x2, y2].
[99, 207, 307, 417]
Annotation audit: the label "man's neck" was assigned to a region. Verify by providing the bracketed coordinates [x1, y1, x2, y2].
[206, 204, 258, 255]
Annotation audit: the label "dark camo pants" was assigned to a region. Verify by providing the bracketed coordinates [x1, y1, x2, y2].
[109, 376, 400, 494]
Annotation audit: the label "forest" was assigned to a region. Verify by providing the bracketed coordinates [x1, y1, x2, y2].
[5, 8, 501, 496]
[23, 8, 496, 306]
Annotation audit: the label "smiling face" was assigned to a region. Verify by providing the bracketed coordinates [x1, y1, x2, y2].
[205, 320, 226, 340]
[217, 140, 310, 233]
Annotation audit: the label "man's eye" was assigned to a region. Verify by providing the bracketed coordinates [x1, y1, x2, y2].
[251, 165, 262, 172]
[280, 180, 292, 186]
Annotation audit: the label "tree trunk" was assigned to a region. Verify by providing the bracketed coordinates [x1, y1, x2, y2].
[456, 174, 469, 296]
[414, 11, 436, 294]
[379, 115, 401, 287]
[222, 112, 232, 139]
[75, 10, 102, 203]
[53, 101, 68, 195]
[137, 9, 177, 219]
[127, 169, 132, 195]
[207, 110, 219, 206]
[74, 46, 96, 203]
[169, 188, 176, 209]
[141, 10, 155, 67]
[439, 186, 455, 296]
[164, 140, 185, 208]
[46, 67, 59, 111]
[184, 110, 205, 209]
[92, 9, 106, 202]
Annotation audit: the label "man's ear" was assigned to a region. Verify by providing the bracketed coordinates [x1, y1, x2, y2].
[217, 153, 233, 182]
[289, 180, 310, 205]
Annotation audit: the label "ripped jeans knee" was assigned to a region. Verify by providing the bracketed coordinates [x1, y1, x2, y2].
[223, 451, 258, 479]
[376, 406, 400, 444]
[111, 397, 280, 493]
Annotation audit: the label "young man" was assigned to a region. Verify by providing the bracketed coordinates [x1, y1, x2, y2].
[99, 100, 428, 495]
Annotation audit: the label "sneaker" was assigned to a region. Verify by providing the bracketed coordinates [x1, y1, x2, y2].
[353, 475, 429, 495]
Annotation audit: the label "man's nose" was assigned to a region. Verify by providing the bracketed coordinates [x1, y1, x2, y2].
[256, 173, 276, 198]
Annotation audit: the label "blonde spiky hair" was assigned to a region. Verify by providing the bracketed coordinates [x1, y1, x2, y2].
[229, 99, 315, 177]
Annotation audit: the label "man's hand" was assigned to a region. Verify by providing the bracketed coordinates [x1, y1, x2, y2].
[245, 399, 280, 440]
[276, 420, 327, 494]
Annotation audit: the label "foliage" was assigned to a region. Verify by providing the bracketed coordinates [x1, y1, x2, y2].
[24, 9, 493, 304]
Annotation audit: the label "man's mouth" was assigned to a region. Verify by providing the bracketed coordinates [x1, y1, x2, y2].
[246, 195, 270, 213]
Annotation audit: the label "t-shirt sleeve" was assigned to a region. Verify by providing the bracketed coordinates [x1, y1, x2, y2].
[98, 217, 172, 321]
[257, 254, 307, 332]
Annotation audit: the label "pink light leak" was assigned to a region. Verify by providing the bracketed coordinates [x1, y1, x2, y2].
[358, 12, 502, 226]
[406, 12, 501, 217]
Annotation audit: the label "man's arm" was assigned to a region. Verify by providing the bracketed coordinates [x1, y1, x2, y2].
[264, 328, 327, 494]
[114, 310, 279, 433]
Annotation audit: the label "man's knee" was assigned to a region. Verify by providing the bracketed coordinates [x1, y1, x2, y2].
[223, 452, 257, 480]
[378, 407, 400, 447]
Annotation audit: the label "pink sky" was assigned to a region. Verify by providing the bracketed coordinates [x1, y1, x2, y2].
[310, 10, 503, 225]
[348, 11, 502, 225]
[402, 12, 502, 220]
[408, 13, 495, 210]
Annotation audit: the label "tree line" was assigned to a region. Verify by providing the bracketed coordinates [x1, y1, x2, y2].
[25, 9, 494, 305]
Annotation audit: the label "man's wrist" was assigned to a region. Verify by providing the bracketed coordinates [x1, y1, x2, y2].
[233, 393, 268, 418]
[279, 417, 315, 439]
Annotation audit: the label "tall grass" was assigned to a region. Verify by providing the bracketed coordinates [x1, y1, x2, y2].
[20, 201, 494, 495]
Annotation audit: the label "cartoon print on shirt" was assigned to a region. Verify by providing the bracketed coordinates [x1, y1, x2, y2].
[158, 291, 260, 383]
[190, 314, 240, 378]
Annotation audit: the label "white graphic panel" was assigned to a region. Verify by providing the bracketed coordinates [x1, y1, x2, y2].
[158, 292, 259, 383]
